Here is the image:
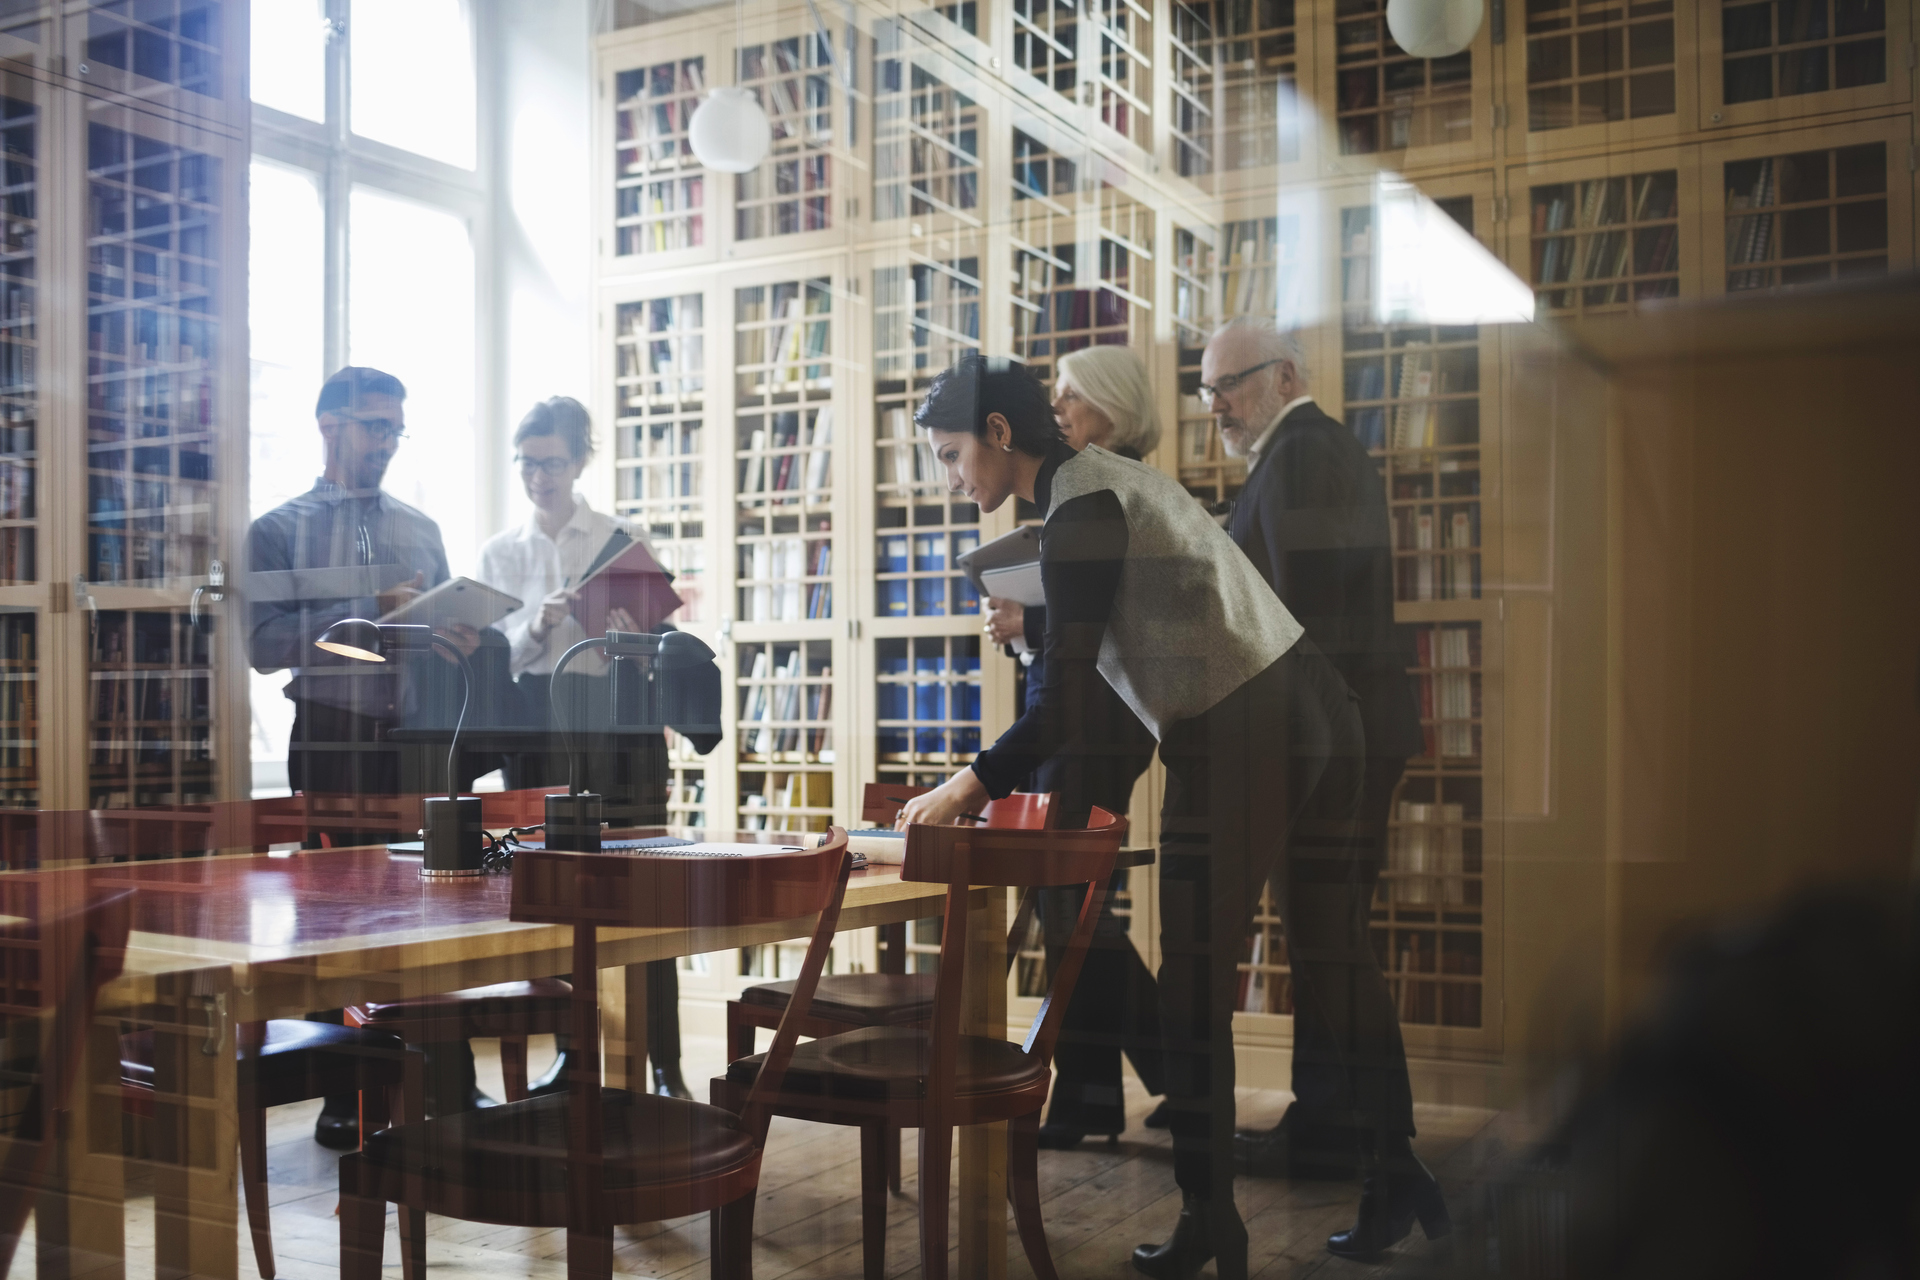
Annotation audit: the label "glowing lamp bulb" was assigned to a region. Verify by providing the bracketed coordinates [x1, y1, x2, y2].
[688, 87, 772, 174]
[1386, 0, 1484, 58]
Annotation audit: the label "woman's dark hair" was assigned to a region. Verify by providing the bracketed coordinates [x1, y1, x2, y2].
[914, 354, 1065, 456]
[513, 396, 595, 462]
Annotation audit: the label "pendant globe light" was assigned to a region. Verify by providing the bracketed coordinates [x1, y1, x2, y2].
[690, 0, 774, 174]
[689, 87, 772, 173]
[1386, 0, 1484, 58]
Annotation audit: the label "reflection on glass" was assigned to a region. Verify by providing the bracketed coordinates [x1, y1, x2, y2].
[348, 186, 476, 570]
[350, 0, 476, 168]
[250, 0, 327, 122]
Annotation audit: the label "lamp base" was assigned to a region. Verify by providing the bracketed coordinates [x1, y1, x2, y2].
[545, 792, 605, 852]
[422, 796, 485, 876]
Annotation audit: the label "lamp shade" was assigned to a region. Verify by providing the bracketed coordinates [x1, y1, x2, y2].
[313, 618, 388, 662]
[1386, 0, 1483, 58]
[313, 619, 433, 662]
[600, 629, 717, 668]
[688, 87, 772, 174]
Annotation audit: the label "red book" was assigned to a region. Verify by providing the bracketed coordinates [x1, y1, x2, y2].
[572, 531, 685, 636]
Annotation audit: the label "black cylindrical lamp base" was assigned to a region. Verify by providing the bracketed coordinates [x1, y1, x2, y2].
[420, 796, 485, 877]
[545, 792, 605, 852]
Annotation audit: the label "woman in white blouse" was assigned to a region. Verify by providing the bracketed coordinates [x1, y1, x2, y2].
[476, 396, 693, 1098]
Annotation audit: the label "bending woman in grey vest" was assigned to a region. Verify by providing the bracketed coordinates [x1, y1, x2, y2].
[898, 355, 1448, 1276]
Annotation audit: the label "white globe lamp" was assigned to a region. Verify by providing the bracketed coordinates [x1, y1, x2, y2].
[688, 87, 772, 174]
[1386, 0, 1484, 58]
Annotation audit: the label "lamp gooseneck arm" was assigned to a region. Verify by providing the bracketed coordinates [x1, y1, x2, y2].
[550, 637, 607, 797]
[428, 635, 475, 802]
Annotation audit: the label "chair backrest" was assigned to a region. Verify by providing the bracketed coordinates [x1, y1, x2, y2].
[902, 808, 1124, 1113]
[508, 831, 853, 1168]
[1, 882, 133, 1276]
[860, 782, 1053, 830]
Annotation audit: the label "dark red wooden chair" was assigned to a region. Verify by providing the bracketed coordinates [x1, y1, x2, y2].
[723, 783, 1053, 1192]
[713, 808, 1125, 1280]
[339, 829, 854, 1280]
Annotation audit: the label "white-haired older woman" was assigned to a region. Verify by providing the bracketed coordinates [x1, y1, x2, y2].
[981, 342, 1168, 1149]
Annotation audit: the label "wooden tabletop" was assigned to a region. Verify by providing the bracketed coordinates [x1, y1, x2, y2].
[7, 832, 954, 1020]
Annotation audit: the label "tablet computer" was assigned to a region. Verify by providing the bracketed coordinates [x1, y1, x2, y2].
[377, 576, 522, 632]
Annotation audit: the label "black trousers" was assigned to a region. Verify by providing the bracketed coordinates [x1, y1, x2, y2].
[1281, 755, 1415, 1134]
[1156, 640, 1379, 1199]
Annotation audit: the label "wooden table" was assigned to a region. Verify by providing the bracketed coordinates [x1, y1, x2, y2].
[17, 835, 1011, 1280]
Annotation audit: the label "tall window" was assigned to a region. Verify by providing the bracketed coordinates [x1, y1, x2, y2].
[248, 0, 485, 792]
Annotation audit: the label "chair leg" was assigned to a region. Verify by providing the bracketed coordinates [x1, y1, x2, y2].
[725, 1004, 757, 1062]
[368, 1076, 426, 1280]
[238, 1090, 275, 1279]
[715, 1193, 758, 1280]
[1008, 1111, 1060, 1280]
[339, 1187, 385, 1280]
[917, 1122, 953, 1280]
[566, 1225, 614, 1280]
[885, 1121, 902, 1195]
[500, 1035, 530, 1102]
[859, 1122, 889, 1280]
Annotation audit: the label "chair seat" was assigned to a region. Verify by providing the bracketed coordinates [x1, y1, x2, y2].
[358, 1090, 754, 1196]
[725, 1026, 1046, 1102]
[350, 978, 573, 1038]
[122, 1020, 407, 1109]
[739, 972, 935, 1026]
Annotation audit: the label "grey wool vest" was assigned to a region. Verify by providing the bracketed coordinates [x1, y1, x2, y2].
[1046, 445, 1304, 739]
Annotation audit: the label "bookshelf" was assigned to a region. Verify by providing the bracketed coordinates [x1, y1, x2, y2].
[599, 0, 1916, 1091]
[1702, 0, 1908, 128]
[613, 293, 707, 622]
[0, 88, 33, 593]
[736, 638, 836, 830]
[0, 611, 33, 810]
[613, 57, 709, 256]
[87, 610, 215, 811]
[735, 34, 837, 241]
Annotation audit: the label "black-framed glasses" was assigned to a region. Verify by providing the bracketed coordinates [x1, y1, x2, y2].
[1196, 358, 1281, 407]
[514, 455, 576, 477]
[341, 413, 407, 442]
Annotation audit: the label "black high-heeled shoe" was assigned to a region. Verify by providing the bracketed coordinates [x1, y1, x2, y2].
[1326, 1150, 1451, 1261]
[1131, 1192, 1248, 1280]
[651, 1060, 693, 1100]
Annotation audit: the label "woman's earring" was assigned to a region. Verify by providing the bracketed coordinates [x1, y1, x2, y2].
[1003, 443, 1014, 452]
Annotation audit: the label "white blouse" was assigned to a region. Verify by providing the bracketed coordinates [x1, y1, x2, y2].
[476, 496, 651, 677]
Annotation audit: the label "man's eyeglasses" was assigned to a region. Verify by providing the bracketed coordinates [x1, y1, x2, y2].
[514, 455, 577, 477]
[341, 413, 407, 443]
[1196, 358, 1281, 407]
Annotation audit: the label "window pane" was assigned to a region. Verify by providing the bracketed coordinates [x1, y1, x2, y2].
[247, 159, 322, 794]
[350, 0, 476, 168]
[348, 187, 476, 573]
[250, 0, 326, 121]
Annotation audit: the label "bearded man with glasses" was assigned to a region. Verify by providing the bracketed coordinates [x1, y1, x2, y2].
[1200, 318, 1436, 1259]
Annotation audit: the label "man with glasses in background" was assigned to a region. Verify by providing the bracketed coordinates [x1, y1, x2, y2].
[1201, 320, 1438, 1259]
[245, 365, 510, 1145]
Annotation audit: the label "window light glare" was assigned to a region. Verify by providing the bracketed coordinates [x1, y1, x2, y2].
[250, 0, 328, 122]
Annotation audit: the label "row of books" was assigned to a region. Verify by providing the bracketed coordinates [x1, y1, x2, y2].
[1395, 508, 1478, 602]
[738, 408, 832, 496]
[614, 187, 706, 254]
[0, 668, 33, 767]
[876, 530, 979, 575]
[877, 407, 935, 487]
[738, 537, 831, 621]
[1532, 171, 1679, 238]
[0, 523, 29, 582]
[1387, 801, 1470, 905]
[1380, 928, 1481, 979]
[1534, 221, 1679, 290]
[740, 647, 834, 756]
[1726, 156, 1778, 290]
[740, 292, 831, 388]
[876, 677, 983, 724]
[741, 769, 833, 811]
[1237, 923, 1293, 1014]
[1415, 625, 1478, 759]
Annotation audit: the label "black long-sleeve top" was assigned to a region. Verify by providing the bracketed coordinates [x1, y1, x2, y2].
[972, 443, 1133, 799]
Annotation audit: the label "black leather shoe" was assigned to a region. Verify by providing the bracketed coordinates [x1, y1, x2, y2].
[1036, 1123, 1121, 1150]
[1234, 1108, 1364, 1180]
[525, 1049, 579, 1097]
[313, 1109, 359, 1150]
[651, 1061, 693, 1100]
[1143, 1099, 1174, 1129]
[1132, 1193, 1248, 1280]
[1326, 1150, 1451, 1261]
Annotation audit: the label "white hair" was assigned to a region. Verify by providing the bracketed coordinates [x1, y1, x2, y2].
[1210, 316, 1310, 389]
[1056, 345, 1163, 456]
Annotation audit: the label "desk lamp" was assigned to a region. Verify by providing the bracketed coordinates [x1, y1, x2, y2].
[314, 619, 481, 877]
[545, 629, 716, 851]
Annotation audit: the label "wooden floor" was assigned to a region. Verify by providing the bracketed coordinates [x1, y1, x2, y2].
[13, 1035, 1494, 1280]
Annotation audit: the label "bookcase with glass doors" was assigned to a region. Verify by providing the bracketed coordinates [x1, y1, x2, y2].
[596, 0, 1917, 1080]
[0, 7, 249, 867]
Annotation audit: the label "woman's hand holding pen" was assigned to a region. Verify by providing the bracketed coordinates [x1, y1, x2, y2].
[983, 596, 1025, 647]
[528, 587, 574, 643]
[896, 766, 989, 830]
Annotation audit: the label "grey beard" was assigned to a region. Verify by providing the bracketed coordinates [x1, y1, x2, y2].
[1219, 425, 1253, 459]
